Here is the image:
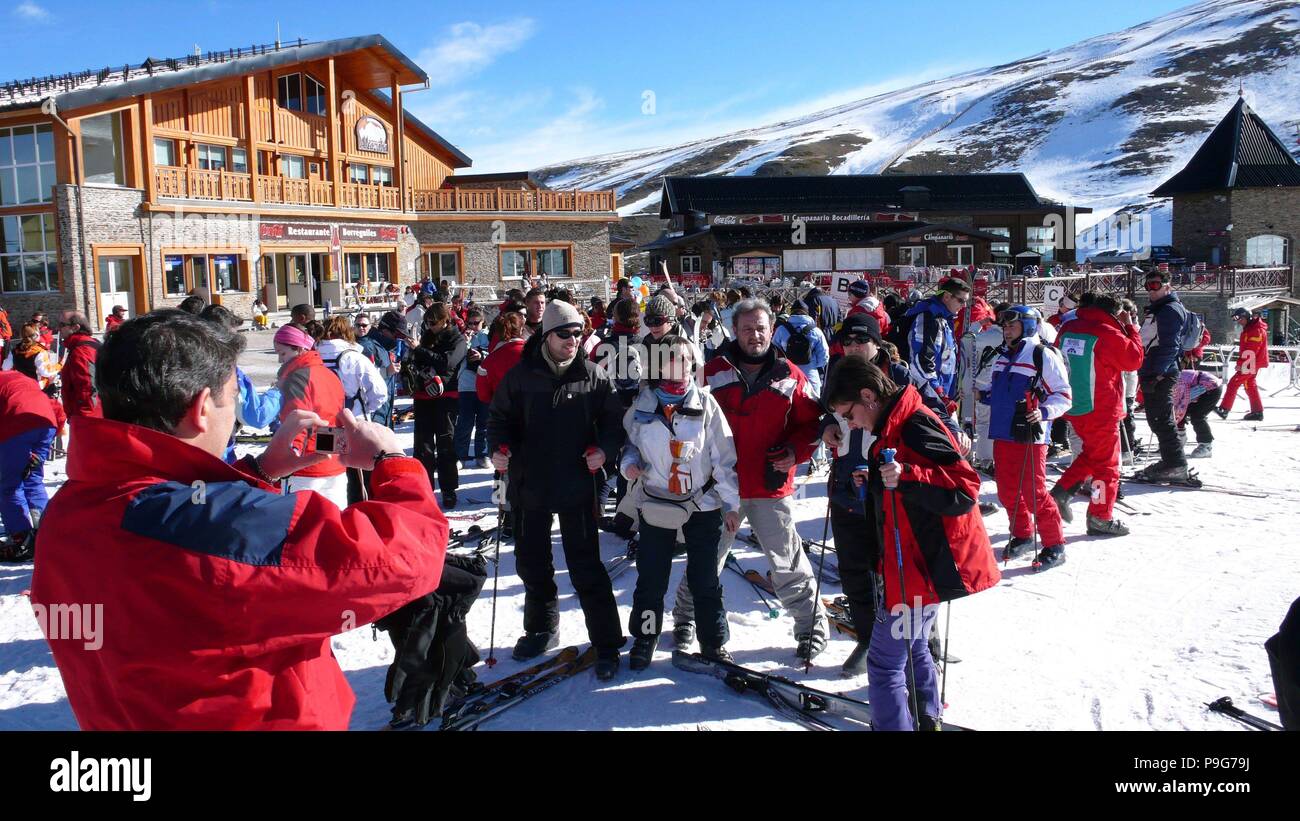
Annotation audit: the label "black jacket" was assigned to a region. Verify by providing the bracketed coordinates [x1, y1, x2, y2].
[487, 335, 627, 511]
[404, 327, 467, 398]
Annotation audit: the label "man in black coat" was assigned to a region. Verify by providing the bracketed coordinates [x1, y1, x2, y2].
[488, 299, 628, 680]
[803, 285, 842, 338]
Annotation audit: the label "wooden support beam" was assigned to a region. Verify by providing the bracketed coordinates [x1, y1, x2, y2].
[245, 75, 262, 203]
[142, 97, 157, 203]
[391, 73, 405, 212]
[328, 59, 342, 208]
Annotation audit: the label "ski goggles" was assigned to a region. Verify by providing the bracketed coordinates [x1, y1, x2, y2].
[644, 315, 671, 328]
[998, 309, 1032, 325]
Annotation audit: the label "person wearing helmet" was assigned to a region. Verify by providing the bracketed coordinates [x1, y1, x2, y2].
[979, 306, 1072, 570]
[1215, 307, 1268, 422]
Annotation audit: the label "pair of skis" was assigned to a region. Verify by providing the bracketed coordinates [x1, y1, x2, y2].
[1206, 696, 1282, 731]
[388, 645, 597, 731]
[737, 531, 841, 584]
[1120, 469, 1268, 498]
[672, 650, 968, 731]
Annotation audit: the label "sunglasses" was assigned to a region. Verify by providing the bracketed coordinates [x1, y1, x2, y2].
[841, 333, 874, 345]
[644, 316, 670, 328]
[551, 329, 580, 340]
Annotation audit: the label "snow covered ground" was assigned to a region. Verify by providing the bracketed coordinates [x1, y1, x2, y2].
[2, 361, 1296, 731]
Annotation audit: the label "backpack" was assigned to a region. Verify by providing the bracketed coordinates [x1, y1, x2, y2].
[322, 348, 371, 414]
[779, 319, 814, 365]
[1180, 310, 1205, 353]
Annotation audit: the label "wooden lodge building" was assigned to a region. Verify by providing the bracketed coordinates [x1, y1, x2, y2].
[0, 35, 618, 329]
[639, 174, 1088, 281]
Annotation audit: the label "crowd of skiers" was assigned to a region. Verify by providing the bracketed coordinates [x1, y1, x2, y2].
[1, 262, 1280, 732]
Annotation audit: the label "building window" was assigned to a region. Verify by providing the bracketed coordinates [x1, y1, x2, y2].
[153, 137, 177, 168]
[1245, 234, 1289, 266]
[899, 246, 927, 267]
[163, 255, 187, 296]
[783, 248, 833, 272]
[1027, 226, 1056, 262]
[371, 166, 392, 186]
[537, 248, 568, 278]
[164, 252, 246, 295]
[500, 248, 569, 280]
[277, 73, 302, 112]
[280, 155, 307, 179]
[304, 75, 327, 117]
[197, 144, 227, 171]
[0, 213, 57, 293]
[0, 124, 56, 206]
[349, 164, 369, 184]
[836, 247, 883, 270]
[947, 245, 974, 266]
[345, 252, 391, 286]
[425, 250, 459, 280]
[680, 255, 702, 274]
[992, 242, 1011, 257]
[81, 112, 126, 186]
[231, 148, 248, 174]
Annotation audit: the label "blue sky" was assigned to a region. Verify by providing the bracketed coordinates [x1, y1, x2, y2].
[2, 0, 1194, 172]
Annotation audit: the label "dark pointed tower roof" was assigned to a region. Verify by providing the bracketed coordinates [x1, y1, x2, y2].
[1151, 96, 1300, 197]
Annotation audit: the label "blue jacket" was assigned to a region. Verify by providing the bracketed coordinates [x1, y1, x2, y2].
[458, 330, 490, 394]
[358, 329, 402, 425]
[904, 296, 958, 398]
[1138, 292, 1188, 379]
[224, 367, 282, 462]
[980, 337, 1072, 444]
[772, 314, 830, 394]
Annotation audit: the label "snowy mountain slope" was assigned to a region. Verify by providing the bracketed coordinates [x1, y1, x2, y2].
[536, 0, 1300, 247]
[2, 365, 1296, 731]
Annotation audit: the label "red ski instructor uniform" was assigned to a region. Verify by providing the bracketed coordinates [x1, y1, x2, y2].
[1220, 316, 1269, 415]
[31, 415, 448, 730]
[1056, 307, 1144, 519]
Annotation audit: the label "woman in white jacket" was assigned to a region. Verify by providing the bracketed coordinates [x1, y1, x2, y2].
[318, 316, 391, 504]
[621, 335, 741, 670]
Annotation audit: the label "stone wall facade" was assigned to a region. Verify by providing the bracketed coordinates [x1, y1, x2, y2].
[40, 183, 613, 331]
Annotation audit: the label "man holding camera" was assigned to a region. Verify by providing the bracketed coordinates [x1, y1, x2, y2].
[31, 311, 449, 730]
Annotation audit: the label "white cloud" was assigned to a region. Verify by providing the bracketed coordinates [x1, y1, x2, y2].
[416, 18, 537, 87]
[13, 1, 50, 21]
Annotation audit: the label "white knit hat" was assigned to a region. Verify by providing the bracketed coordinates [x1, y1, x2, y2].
[541, 300, 583, 335]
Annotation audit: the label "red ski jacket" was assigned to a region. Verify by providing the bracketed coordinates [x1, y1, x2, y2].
[848, 300, 891, 337]
[702, 342, 823, 500]
[866, 385, 999, 608]
[60, 333, 101, 420]
[477, 337, 526, 406]
[277, 350, 345, 478]
[1057, 306, 1144, 422]
[0, 371, 57, 441]
[30, 415, 448, 730]
[1236, 317, 1269, 373]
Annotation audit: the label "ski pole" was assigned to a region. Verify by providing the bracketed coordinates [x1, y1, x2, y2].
[876, 449, 922, 732]
[485, 445, 510, 668]
[805, 486, 834, 674]
[726, 552, 779, 618]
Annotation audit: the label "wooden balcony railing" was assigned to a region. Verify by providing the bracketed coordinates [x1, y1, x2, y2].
[156, 167, 617, 215]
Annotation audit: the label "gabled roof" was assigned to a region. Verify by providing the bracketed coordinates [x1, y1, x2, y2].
[0, 34, 427, 113]
[1151, 96, 1300, 196]
[658, 173, 1076, 218]
[371, 90, 471, 168]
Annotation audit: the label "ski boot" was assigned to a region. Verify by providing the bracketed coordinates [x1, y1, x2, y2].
[1086, 515, 1129, 537]
[0, 531, 35, 563]
[795, 632, 827, 663]
[595, 647, 621, 681]
[1032, 544, 1066, 571]
[1243, 411, 1263, 422]
[700, 645, 734, 664]
[441, 490, 457, 510]
[918, 714, 943, 731]
[1002, 535, 1034, 561]
[842, 642, 870, 677]
[1213, 406, 1229, 420]
[1134, 460, 1189, 482]
[1189, 442, 1213, 459]
[1049, 482, 1076, 523]
[978, 501, 999, 516]
[672, 621, 695, 649]
[629, 636, 658, 671]
[512, 631, 559, 661]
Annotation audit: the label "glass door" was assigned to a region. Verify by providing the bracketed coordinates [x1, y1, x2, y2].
[98, 257, 134, 324]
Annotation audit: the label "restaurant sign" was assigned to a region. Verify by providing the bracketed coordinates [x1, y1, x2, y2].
[356, 116, 389, 154]
[260, 222, 398, 242]
[711, 212, 919, 226]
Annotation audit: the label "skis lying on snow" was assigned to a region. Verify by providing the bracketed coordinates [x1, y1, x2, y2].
[671, 650, 970, 731]
[725, 553, 780, 618]
[821, 596, 961, 663]
[1121, 470, 1268, 498]
[448, 523, 501, 551]
[1206, 696, 1283, 731]
[603, 538, 638, 582]
[438, 646, 597, 731]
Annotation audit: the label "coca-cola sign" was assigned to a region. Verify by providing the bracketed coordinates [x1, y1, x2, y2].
[356, 116, 389, 154]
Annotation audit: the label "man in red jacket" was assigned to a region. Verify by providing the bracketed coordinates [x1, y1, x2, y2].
[1049, 294, 1145, 536]
[1216, 308, 1269, 421]
[56, 311, 101, 420]
[670, 298, 829, 661]
[31, 310, 448, 730]
[0, 370, 57, 560]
